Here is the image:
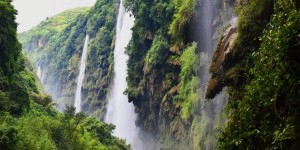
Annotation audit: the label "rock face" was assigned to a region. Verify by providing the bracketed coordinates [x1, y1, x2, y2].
[206, 18, 237, 99]
[125, 0, 238, 149]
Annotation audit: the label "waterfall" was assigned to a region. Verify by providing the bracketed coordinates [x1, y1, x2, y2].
[104, 1, 143, 149]
[74, 34, 89, 113]
[196, 0, 233, 149]
[37, 65, 42, 80]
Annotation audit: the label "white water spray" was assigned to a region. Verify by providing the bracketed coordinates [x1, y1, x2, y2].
[196, 0, 233, 149]
[74, 34, 89, 113]
[104, 1, 143, 149]
[37, 65, 42, 80]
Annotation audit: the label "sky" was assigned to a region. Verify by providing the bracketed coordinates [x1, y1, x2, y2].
[12, 0, 96, 33]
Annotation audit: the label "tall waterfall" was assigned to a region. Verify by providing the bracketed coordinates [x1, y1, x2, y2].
[196, 0, 233, 149]
[37, 65, 42, 80]
[74, 34, 89, 113]
[104, 1, 143, 149]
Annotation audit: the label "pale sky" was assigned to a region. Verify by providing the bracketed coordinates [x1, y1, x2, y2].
[12, 0, 96, 33]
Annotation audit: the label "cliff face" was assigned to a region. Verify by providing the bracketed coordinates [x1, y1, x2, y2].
[206, 18, 237, 99]
[19, 0, 119, 119]
[16, 0, 300, 149]
[0, 2, 130, 149]
[125, 0, 236, 149]
[218, 0, 300, 149]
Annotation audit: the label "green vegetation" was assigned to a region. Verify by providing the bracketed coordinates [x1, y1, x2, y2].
[1, 0, 30, 116]
[169, 0, 196, 44]
[125, 0, 300, 148]
[19, 0, 119, 119]
[0, 0, 20, 77]
[145, 34, 168, 69]
[124, 0, 200, 148]
[1, 106, 129, 150]
[0, 1, 129, 149]
[19, 7, 92, 108]
[19, 7, 90, 55]
[219, 0, 300, 149]
[3, 0, 299, 149]
[179, 42, 199, 120]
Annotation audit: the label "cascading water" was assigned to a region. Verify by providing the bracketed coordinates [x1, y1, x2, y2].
[37, 65, 42, 80]
[104, 1, 143, 149]
[196, 0, 233, 149]
[74, 34, 89, 113]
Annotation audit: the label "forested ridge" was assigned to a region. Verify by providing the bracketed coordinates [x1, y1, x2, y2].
[124, 0, 300, 149]
[1, 0, 300, 149]
[124, 0, 230, 148]
[219, 0, 300, 149]
[0, 0, 129, 149]
[20, 0, 119, 119]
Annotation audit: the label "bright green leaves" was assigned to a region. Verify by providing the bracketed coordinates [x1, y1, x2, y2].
[0, 1, 129, 149]
[0, 0, 20, 77]
[19, 0, 119, 119]
[0, 0, 42, 117]
[180, 76, 198, 120]
[145, 34, 168, 69]
[0, 107, 130, 150]
[219, 0, 300, 149]
[124, 1, 200, 147]
[179, 42, 199, 120]
[169, 0, 196, 45]
[180, 42, 197, 85]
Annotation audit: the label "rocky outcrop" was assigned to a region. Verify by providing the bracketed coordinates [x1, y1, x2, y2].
[38, 38, 44, 48]
[206, 18, 237, 99]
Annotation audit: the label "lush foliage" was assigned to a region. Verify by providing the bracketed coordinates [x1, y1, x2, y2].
[179, 42, 199, 120]
[124, 0, 199, 148]
[144, 34, 168, 69]
[19, 7, 91, 107]
[0, 1, 129, 150]
[0, 0, 20, 77]
[169, 0, 196, 44]
[0, 0, 32, 116]
[19, 0, 119, 119]
[0, 106, 129, 150]
[125, 0, 175, 97]
[219, 0, 300, 149]
[19, 7, 89, 56]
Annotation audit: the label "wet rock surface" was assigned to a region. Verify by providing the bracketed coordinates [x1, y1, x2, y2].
[206, 18, 237, 99]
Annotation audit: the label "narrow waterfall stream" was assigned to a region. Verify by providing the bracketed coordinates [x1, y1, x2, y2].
[74, 34, 89, 113]
[37, 65, 42, 80]
[104, 1, 143, 149]
[199, 0, 214, 92]
[197, 0, 232, 148]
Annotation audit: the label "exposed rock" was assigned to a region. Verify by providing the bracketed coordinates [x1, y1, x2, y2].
[145, 30, 153, 40]
[67, 71, 76, 81]
[38, 38, 44, 48]
[209, 18, 237, 73]
[169, 45, 181, 55]
[206, 18, 237, 99]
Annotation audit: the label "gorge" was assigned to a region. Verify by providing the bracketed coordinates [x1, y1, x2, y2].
[1, 0, 299, 149]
